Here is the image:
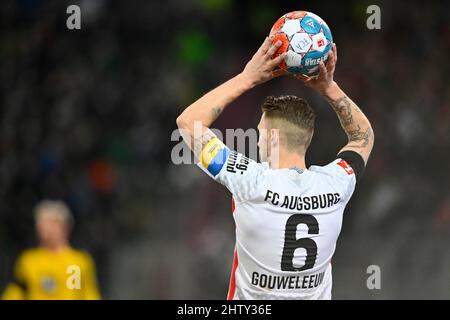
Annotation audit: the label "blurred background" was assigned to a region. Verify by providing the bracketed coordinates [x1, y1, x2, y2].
[1, 0, 449, 299]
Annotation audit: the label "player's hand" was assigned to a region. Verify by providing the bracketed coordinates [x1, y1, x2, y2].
[239, 37, 289, 87]
[295, 43, 337, 95]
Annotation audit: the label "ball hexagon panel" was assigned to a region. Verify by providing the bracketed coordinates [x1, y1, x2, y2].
[305, 12, 326, 26]
[311, 32, 327, 52]
[281, 19, 302, 38]
[285, 50, 303, 68]
[300, 16, 321, 34]
[290, 33, 313, 54]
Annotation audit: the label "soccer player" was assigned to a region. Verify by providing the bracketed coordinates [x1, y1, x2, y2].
[176, 38, 374, 299]
[2, 200, 101, 300]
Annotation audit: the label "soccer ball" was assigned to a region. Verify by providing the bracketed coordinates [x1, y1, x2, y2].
[270, 11, 333, 75]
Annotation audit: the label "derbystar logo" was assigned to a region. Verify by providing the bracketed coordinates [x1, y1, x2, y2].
[304, 56, 323, 66]
[306, 20, 316, 28]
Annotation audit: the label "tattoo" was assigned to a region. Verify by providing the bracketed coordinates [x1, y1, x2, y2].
[327, 95, 372, 148]
[211, 106, 223, 119]
[346, 125, 372, 148]
[328, 96, 353, 127]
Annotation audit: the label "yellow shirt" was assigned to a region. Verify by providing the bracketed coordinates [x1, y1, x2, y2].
[2, 247, 101, 300]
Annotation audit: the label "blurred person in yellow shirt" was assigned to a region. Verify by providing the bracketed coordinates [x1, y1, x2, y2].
[2, 200, 101, 300]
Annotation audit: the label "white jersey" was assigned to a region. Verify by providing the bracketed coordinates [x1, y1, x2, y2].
[197, 137, 357, 300]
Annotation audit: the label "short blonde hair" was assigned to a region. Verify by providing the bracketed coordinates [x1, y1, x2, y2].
[34, 200, 74, 227]
[261, 95, 316, 154]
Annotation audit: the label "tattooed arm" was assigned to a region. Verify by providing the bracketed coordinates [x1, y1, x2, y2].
[323, 83, 374, 164]
[176, 37, 288, 158]
[296, 43, 374, 164]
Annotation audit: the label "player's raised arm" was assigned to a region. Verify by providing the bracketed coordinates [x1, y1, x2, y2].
[296, 44, 374, 166]
[176, 37, 287, 158]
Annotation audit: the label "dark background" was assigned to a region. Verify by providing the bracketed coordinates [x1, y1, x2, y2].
[1, 0, 449, 299]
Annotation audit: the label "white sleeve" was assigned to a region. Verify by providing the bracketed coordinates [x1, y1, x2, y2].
[317, 158, 357, 201]
[196, 137, 267, 202]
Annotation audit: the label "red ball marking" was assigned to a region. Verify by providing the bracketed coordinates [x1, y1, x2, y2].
[285, 11, 307, 19]
[270, 17, 285, 35]
[270, 33, 289, 70]
[270, 33, 289, 55]
[278, 59, 287, 70]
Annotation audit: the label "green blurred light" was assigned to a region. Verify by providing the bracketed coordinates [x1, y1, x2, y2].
[250, 4, 277, 37]
[353, 0, 373, 25]
[106, 135, 131, 164]
[176, 30, 213, 67]
[201, 0, 231, 12]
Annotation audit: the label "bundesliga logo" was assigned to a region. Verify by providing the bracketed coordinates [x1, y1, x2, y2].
[337, 160, 354, 175]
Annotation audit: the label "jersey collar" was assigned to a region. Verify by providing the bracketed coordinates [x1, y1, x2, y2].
[289, 166, 305, 174]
